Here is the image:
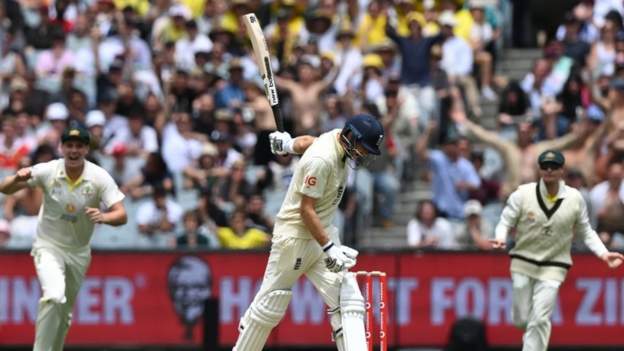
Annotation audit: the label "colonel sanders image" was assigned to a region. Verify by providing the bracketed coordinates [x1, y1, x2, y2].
[167, 256, 212, 340]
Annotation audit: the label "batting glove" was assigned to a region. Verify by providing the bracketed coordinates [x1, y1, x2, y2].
[269, 131, 294, 155]
[322, 241, 357, 273]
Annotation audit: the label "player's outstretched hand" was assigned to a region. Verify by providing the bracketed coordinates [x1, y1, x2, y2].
[600, 252, 624, 269]
[489, 239, 506, 250]
[269, 131, 293, 155]
[85, 207, 104, 224]
[322, 241, 356, 273]
[15, 167, 32, 182]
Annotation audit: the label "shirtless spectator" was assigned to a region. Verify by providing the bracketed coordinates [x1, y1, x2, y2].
[450, 88, 586, 197]
[590, 162, 624, 248]
[595, 117, 624, 180]
[276, 58, 336, 134]
[560, 105, 610, 185]
[243, 81, 275, 165]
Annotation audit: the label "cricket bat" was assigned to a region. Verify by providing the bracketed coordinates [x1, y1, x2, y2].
[242, 13, 284, 132]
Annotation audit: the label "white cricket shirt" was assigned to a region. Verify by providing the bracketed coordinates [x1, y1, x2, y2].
[495, 179, 607, 281]
[274, 129, 348, 239]
[28, 159, 125, 249]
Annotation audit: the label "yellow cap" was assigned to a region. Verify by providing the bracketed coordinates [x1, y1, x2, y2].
[406, 11, 426, 27]
[363, 54, 384, 69]
[321, 51, 336, 63]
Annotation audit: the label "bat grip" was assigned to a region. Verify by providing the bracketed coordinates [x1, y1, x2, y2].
[271, 105, 284, 132]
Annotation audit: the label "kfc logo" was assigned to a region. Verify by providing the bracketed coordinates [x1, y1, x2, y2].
[305, 176, 317, 187]
[167, 256, 212, 340]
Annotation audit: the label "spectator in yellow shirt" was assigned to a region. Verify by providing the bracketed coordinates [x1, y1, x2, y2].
[356, 0, 389, 50]
[113, 0, 149, 16]
[217, 209, 270, 249]
[152, 4, 190, 48]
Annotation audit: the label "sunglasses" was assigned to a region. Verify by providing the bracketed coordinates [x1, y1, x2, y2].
[539, 163, 562, 171]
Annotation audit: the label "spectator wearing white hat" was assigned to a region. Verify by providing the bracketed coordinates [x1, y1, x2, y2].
[85, 110, 107, 147]
[458, 199, 494, 250]
[37, 102, 69, 147]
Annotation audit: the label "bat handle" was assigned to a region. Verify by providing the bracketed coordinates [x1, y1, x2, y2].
[271, 105, 284, 132]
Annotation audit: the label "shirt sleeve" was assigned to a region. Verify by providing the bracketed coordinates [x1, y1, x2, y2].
[461, 159, 482, 187]
[575, 193, 608, 257]
[406, 220, 422, 247]
[27, 161, 51, 188]
[142, 128, 159, 153]
[297, 157, 330, 199]
[135, 203, 153, 225]
[249, 228, 270, 247]
[428, 150, 444, 168]
[168, 201, 184, 223]
[495, 189, 523, 242]
[98, 169, 125, 208]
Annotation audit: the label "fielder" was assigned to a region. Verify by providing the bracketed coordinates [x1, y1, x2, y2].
[233, 114, 384, 351]
[0, 124, 127, 351]
[491, 150, 624, 351]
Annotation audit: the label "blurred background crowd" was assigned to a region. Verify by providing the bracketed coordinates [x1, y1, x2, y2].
[0, 0, 622, 252]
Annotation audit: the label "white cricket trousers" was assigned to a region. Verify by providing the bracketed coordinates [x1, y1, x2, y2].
[236, 232, 344, 346]
[511, 273, 561, 351]
[31, 241, 91, 351]
[253, 234, 343, 314]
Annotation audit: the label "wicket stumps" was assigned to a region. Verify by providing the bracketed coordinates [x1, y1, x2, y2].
[355, 271, 388, 351]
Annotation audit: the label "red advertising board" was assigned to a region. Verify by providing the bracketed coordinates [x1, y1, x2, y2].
[1, 251, 623, 347]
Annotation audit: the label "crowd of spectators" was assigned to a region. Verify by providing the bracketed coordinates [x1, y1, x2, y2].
[0, 0, 622, 252]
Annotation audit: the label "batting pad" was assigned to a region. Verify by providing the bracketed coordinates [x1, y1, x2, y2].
[233, 289, 292, 351]
[340, 273, 367, 351]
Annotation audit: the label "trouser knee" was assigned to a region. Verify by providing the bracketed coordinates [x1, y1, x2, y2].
[41, 285, 66, 305]
[527, 316, 551, 330]
[513, 315, 528, 329]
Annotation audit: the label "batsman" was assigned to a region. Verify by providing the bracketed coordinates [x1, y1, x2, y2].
[233, 114, 384, 350]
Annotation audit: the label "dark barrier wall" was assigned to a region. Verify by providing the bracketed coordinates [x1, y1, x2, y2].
[1, 251, 623, 348]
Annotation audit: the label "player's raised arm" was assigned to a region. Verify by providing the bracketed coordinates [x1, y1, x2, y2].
[269, 131, 316, 155]
[0, 167, 32, 195]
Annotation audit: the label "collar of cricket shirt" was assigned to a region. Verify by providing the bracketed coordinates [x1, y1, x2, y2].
[55, 159, 92, 190]
[536, 179, 567, 219]
[538, 179, 567, 199]
[333, 129, 346, 161]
